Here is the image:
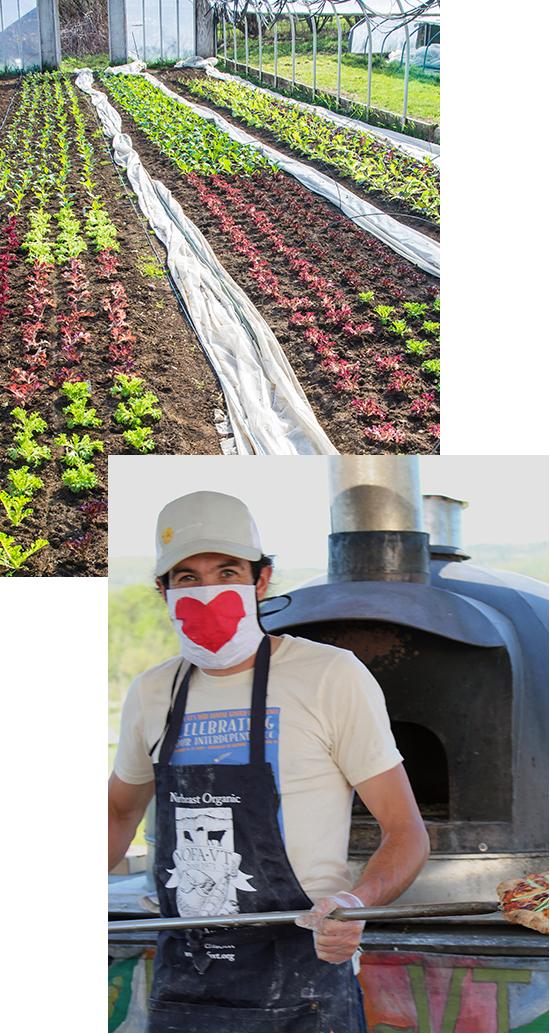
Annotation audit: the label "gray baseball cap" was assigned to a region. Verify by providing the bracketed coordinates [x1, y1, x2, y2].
[155, 491, 263, 577]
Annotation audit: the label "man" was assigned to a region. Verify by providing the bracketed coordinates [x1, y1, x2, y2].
[109, 491, 430, 1033]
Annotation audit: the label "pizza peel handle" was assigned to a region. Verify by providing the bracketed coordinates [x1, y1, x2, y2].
[108, 900, 500, 934]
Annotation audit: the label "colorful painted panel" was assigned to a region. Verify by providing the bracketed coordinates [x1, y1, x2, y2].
[109, 945, 548, 1033]
[358, 951, 549, 1033]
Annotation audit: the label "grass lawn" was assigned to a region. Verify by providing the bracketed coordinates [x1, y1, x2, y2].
[229, 43, 439, 122]
[60, 52, 111, 72]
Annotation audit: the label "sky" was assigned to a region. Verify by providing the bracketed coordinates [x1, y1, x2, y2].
[108, 455, 548, 570]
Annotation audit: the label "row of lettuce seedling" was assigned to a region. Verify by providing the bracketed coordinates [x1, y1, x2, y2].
[0, 73, 165, 574]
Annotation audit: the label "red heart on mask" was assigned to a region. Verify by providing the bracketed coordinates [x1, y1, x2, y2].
[174, 591, 246, 653]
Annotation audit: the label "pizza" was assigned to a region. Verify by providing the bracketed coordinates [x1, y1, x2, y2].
[497, 873, 549, 934]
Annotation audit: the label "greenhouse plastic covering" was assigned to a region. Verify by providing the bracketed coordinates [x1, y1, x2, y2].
[125, 0, 195, 63]
[201, 60, 440, 163]
[0, 0, 40, 72]
[75, 70, 337, 458]
[140, 68, 439, 277]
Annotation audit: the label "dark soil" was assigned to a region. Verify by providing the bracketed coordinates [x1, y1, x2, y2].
[0, 76, 20, 125]
[155, 68, 440, 243]
[0, 79, 223, 578]
[95, 82, 439, 457]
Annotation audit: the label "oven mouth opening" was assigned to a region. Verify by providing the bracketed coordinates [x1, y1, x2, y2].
[353, 720, 450, 821]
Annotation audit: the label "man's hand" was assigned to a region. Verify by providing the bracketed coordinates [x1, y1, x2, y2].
[295, 891, 364, 964]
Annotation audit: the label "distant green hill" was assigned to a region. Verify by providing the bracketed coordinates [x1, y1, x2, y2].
[109, 545, 548, 590]
[108, 557, 324, 591]
[466, 542, 548, 583]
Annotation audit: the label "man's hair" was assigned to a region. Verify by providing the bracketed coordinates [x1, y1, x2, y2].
[158, 555, 273, 590]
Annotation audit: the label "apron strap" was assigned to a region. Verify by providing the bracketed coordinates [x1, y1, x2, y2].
[148, 659, 186, 759]
[155, 635, 271, 765]
[157, 664, 193, 764]
[249, 635, 271, 765]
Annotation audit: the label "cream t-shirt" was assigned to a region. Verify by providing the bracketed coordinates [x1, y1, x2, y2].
[114, 634, 403, 899]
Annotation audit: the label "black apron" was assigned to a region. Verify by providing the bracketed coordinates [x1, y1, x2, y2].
[147, 635, 366, 1033]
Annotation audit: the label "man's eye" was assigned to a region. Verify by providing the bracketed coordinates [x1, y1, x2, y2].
[222, 569, 238, 578]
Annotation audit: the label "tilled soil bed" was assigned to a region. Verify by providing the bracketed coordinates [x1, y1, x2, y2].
[0, 76, 223, 577]
[94, 77, 440, 456]
[154, 67, 440, 242]
[0, 76, 20, 123]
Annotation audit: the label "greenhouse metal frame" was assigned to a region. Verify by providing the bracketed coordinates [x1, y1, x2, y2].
[214, 0, 439, 127]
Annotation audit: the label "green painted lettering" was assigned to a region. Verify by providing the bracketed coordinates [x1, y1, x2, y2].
[472, 967, 532, 1032]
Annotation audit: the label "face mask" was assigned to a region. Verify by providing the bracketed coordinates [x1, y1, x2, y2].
[166, 584, 264, 670]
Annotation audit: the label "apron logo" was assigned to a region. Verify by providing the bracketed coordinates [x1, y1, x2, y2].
[166, 807, 256, 917]
[174, 591, 246, 653]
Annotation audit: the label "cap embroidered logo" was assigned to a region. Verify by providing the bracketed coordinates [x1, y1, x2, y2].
[175, 591, 246, 653]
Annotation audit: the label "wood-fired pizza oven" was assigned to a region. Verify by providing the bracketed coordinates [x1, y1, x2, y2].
[260, 458, 548, 901]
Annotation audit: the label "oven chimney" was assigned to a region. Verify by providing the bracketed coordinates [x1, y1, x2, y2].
[422, 495, 470, 561]
[328, 457, 430, 583]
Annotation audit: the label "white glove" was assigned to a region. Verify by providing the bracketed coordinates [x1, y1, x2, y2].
[295, 891, 365, 964]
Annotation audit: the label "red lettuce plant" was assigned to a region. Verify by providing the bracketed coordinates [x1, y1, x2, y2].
[363, 422, 405, 445]
[410, 392, 437, 417]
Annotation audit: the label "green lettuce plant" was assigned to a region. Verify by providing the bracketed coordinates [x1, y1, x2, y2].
[6, 467, 44, 496]
[0, 533, 48, 574]
[0, 491, 33, 527]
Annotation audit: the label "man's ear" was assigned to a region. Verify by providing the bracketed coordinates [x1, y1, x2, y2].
[156, 577, 168, 602]
[255, 565, 272, 602]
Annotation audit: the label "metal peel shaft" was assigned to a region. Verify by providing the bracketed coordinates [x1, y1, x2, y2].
[109, 901, 499, 934]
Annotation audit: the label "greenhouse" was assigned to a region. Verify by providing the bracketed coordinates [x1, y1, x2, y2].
[0, 0, 439, 575]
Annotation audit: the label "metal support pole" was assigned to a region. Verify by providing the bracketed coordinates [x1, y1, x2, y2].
[142, 0, 146, 62]
[312, 15, 317, 100]
[336, 13, 342, 105]
[222, 12, 227, 63]
[176, 0, 180, 58]
[256, 13, 262, 82]
[273, 19, 278, 87]
[232, 17, 237, 69]
[158, 0, 163, 61]
[244, 14, 249, 72]
[366, 18, 372, 116]
[36, 0, 61, 69]
[290, 13, 295, 87]
[16, 0, 22, 68]
[397, 0, 410, 127]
